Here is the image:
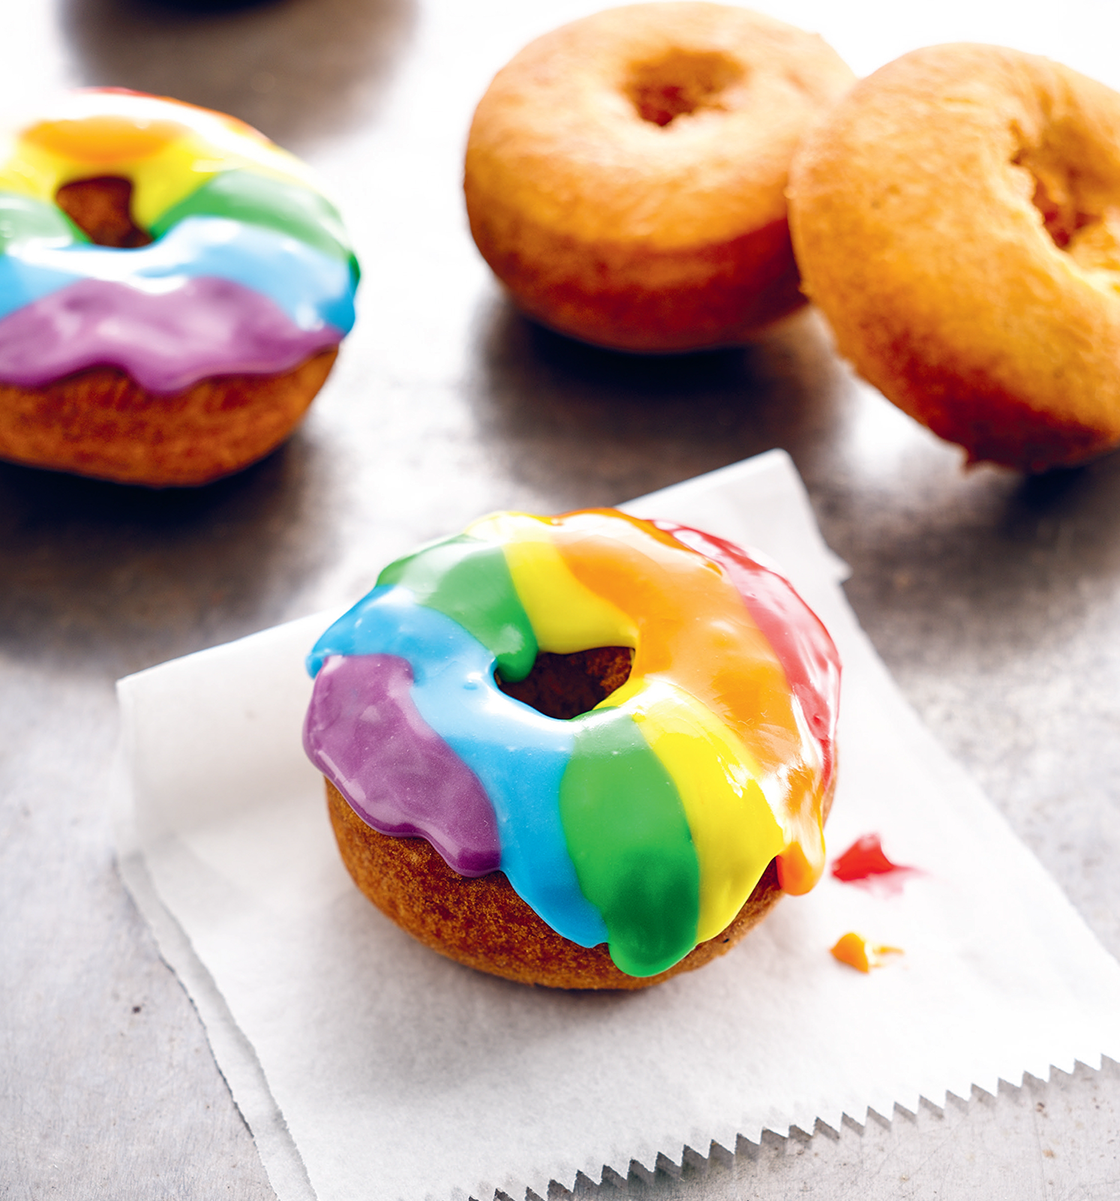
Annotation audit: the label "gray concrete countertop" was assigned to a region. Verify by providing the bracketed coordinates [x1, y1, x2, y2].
[3, 1, 1120, 1198]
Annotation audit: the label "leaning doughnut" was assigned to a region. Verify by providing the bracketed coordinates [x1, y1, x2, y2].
[303, 509, 840, 989]
[0, 89, 358, 486]
[464, 4, 854, 353]
[788, 44, 1120, 472]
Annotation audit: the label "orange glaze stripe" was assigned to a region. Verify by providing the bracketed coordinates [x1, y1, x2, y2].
[23, 115, 186, 164]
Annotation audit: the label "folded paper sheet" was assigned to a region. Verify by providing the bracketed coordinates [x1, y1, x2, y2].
[115, 450, 1120, 1201]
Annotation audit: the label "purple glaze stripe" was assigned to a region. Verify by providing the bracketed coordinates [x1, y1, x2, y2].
[303, 653, 502, 877]
[0, 276, 343, 394]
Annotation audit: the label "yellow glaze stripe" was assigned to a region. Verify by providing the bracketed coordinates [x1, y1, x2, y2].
[466, 511, 637, 653]
[607, 675, 784, 942]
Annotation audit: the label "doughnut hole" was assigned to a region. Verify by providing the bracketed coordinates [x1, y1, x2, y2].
[1013, 144, 1097, 250]
[496, 646, 633, 720]
[1014, 144, 1120, 281]
[625, 49, 745, 126]
[55, 176, 152, 248]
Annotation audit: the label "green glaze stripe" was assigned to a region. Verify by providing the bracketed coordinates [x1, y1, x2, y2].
[559, 708, 700, 977]
[0, 191, 87, 254]
[149, 170, 359, 282]
[377, 534, 538, 682]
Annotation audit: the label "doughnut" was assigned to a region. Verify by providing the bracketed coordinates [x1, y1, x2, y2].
[788, 44, 1120, 472]
[0, 88, 358, 486]
[303, 509, 841, 989]
[463, 3, 854, 353]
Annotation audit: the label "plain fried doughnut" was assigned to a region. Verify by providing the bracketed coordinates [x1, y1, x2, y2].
[464, 4, 854, 353]
[788, 44, 1120, 472]
[303, 509, 841, 989]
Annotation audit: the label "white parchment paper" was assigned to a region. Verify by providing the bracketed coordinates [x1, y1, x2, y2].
[114, 450, 1120, 1201]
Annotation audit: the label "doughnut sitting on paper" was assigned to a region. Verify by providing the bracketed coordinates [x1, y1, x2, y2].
[304, 509, 841, 989]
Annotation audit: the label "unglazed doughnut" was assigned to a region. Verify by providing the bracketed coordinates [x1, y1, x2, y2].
[303, 509, 840, 989]
[0, 89, 358, 486]
[788, 44, 1120, 472]
[464, 4, 854, 353]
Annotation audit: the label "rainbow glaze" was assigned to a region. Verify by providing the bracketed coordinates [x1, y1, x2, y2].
[304, 510, 841, 978]
[305, 584, 608, 948]
[0, 90, 357, 392]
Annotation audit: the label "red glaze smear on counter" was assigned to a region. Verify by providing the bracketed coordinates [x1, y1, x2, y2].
[831, 833, 917, 894]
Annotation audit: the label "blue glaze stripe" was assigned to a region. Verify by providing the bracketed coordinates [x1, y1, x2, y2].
[309, 587, 609, 949]
[1, 214, 355, 332]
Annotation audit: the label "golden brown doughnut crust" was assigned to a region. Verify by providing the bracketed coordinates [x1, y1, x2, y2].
[0, 348, 337, 486]
[788, 44, 1120, 472]
[465, 3, 854, 352]
[327, 770, 835, 990]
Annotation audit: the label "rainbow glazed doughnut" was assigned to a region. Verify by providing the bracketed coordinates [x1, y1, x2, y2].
[303, 509, 840, 989]
[788, 45, 1120, 472]
[463, 4, 854, 353]
[0, 89, 358, 486]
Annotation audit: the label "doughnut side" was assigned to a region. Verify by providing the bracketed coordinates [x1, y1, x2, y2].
[788, 43, 1120, 471]
[465, 2, 854, 351]
[0, 348, 336, 486]
[327, 778, 795, 990]
[467, 212, 804, 353]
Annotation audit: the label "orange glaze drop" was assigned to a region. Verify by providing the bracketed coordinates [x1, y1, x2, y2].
[830, 932, 903, 973]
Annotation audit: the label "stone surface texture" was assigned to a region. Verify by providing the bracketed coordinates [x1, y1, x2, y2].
[3, 1, 1120, 1198]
